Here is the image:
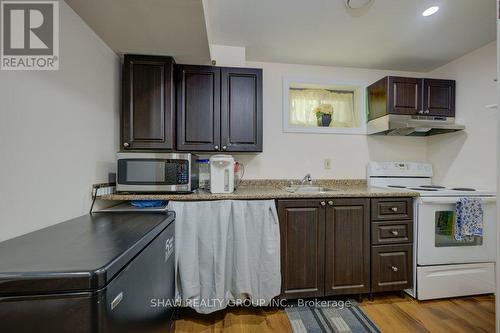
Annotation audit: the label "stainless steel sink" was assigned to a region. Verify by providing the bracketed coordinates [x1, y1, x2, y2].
[284, 185, 337, 193]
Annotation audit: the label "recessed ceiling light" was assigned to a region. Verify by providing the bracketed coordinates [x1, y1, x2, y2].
[422, 6, 439, 17]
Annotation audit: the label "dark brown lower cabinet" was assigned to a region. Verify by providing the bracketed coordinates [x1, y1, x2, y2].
[278, 198, 370, 299]
[278, 197, 414, 299]
[371, 244, 413, 292]
[324, 199, 370, 296]
[278, 200, 325, 299]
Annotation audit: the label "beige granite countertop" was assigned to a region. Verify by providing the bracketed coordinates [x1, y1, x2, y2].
[100, 179, 419, 201]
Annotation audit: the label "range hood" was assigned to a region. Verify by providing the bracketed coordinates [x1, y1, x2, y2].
[367, 114, 465, 136]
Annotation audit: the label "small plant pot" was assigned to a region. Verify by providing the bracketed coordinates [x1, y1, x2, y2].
[318, 114, 332, 127]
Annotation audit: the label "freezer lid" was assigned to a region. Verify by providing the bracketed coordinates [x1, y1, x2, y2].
[0, 212, 175, 296]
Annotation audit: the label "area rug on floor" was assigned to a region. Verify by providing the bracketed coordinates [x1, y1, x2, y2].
[285, 304, 381, 333]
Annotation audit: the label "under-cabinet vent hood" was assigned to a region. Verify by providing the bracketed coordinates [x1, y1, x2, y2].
[367, 114, 465, 136]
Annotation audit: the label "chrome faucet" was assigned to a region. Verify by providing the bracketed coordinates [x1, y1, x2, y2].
[300, 173, 312, 185]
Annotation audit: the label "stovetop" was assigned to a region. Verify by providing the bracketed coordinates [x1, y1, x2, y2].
[377, 184, 495, 197]
[367, 162, 495, 197]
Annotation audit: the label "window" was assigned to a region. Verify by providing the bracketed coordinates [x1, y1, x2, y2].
[283, 77, 366, 134]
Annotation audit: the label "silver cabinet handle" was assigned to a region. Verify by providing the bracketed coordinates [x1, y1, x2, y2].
[123, 142, 129, 148]
[391, 207, 398, 212]
[391, 230, 399, 236]
[391, 266, 398, 272]
[222, 146, 227, 151]
[328, 201, 333, 206]
[214, 145, 219, 150]
[320, 201, 326, 206]
[418, 110, 424, 115]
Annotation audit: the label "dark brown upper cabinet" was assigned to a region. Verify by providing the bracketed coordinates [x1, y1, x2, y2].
[175, 65, 221, 151]
[367, 76, 456, 121]
[122, 55, 175, 150]
[389, 77, 423, 116]
[176, 65, 263, 152]
[324, 198, 370, 296]
[221, 67, 263, 152]
[423, 79, 455, 117]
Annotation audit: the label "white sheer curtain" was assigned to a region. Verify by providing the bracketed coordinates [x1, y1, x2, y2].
[289, 88, 356, 128]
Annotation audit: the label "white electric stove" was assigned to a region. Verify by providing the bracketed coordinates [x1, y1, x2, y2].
[367, 162, 497, 300]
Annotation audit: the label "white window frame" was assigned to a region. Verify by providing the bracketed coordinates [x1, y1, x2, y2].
[282, 75, 367, 135]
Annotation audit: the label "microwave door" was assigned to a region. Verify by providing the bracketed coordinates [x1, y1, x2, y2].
[117, 158, 191, 193]
[118, 159, 167, 184]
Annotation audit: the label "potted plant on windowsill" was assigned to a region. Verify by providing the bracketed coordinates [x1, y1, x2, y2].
[313, 104, 334, 127]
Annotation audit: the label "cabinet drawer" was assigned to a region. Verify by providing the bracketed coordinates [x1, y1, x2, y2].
[371, 244, 413, 292]
[371, 198, 413, 221]
[372, 221, 412, 245]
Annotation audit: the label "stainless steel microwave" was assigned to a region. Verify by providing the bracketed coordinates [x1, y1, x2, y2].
[116, 153, 199, 193]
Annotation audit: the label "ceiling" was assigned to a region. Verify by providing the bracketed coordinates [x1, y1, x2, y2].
[65, 0, 211, 64]
[205, 0, 497, 71]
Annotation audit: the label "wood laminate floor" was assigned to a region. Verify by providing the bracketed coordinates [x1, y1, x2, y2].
[174, 294, 495, 333]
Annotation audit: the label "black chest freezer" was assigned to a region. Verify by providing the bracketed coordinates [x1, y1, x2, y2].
[0, 212, 175, 333]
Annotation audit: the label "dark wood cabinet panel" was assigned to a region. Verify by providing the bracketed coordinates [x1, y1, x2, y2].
[423, 79, 455, 117]
[371, 244, 413, 292]
[278, 197, 414, 299]
[324, 199, 370, 296]
[371, 198, 413, 221]
[388, 77, 422, 115]
[368, 76, 456, 121]
[367, 77, 388, 121]
[371, 221, 413, 245]
[176, 65, 221, 151]
[122, 55, 174, 150]
[221, 67, 263, 152]
[278, 200, 325, 299]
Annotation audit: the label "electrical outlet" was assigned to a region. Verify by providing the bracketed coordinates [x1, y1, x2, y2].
[96, 186, 116, 196]
[324, 159, 332, 170]
[92, 183, 116, 197]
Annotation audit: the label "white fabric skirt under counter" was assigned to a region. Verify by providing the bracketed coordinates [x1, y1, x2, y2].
[167, 200, 281, 314]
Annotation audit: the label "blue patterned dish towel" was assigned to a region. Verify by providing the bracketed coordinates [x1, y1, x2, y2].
[454, 197, 483, 241]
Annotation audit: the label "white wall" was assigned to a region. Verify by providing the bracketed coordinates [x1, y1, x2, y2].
[0, 1, 120, 241]
[427, 42, 497, 189]
[234, 61, 429, 179]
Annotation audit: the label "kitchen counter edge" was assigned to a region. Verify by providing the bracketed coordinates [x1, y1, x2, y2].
[99, 187, 420, 201]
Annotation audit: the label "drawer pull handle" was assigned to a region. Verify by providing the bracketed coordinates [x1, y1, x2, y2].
[391, 266, 398, 272]
[391, 207, 398, 212]
[391, 230, 399, 236]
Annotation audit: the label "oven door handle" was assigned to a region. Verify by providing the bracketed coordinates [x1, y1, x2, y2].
[419, 197, 497, 204]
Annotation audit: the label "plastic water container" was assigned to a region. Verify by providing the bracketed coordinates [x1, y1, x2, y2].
[197, 159, 210, 190]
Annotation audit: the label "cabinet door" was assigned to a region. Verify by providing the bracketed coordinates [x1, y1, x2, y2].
[278, 200, 325, 299]
[371, 244, 413, 292]
[388, 77, 422, 115]
[176, 65, 221, 151]
[221, 67, 263, 152]
[324, 198, 370, 296]
[122, 55, 174, 150]
[423, 79, 455, 117]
